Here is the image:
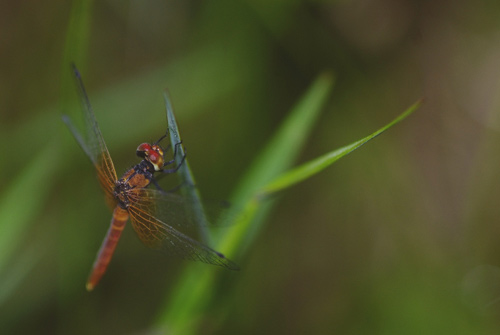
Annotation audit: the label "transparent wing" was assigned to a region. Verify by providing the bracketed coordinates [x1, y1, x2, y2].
[63, 65, 118, 208]
[128, 188, 233, 229]
[126, 188, 239, 270]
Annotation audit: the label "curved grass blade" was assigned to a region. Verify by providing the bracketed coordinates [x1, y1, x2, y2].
[259, 100, 421, 197]
[60, 0, 94, 117]
[0, 241, 44, 307]
[212, 72, 335, 254]
[156, 72, 334, 332]
[164, 92, 211, 244]
[0, 142, 59, 277]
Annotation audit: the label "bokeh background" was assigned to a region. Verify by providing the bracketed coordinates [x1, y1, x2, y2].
[2, 0, 500, 334]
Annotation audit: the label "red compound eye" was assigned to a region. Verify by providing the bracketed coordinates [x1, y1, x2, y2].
[136, 143, 164, 170]
[141, 143, 151, 151]
[149, 152, 159, 163]
[136, 143, 152, 158]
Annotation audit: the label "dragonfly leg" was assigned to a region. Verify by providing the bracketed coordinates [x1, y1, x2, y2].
[161, 151, 186, 173]
[151, 177, 167, 192]
[153, 132, 169, 145]
[163, 141, 184, 167]
[163, 143, 172, 153]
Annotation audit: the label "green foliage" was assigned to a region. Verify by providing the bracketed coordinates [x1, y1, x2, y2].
[0, 143, 59, 303]
[153, 73, 420, 333]
[4, 1, 499, 334]
[156, 72, 334, 333]
[260, 100, 421, 197]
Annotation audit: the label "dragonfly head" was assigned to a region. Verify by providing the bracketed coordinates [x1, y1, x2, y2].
[136, 143, 164, 171]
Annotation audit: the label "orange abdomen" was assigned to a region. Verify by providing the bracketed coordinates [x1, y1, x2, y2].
[86, 206, 129, 291]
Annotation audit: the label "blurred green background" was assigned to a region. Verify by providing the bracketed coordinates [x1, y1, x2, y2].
[2, 0, 500, 334]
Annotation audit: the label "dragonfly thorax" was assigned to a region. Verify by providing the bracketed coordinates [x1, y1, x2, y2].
[114, 179, 132, 209]
[114, 164, 153, 209]
[136, 143, 164, 171]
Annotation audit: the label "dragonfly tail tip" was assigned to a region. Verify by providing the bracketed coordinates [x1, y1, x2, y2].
[86, 282, 95, 292]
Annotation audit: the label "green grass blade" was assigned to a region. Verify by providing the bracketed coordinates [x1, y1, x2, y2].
[259, 100, 422, 196]
[212, 72, 335, 253]
[61, 0, 93, 67]
[156, 72, 334, 333]
[0, 142, 60, 277]
[164, 92, 211, 244]
[0, 241, 44, 306]
[228, 72, 334, 201]
[60, 0, 94, 116]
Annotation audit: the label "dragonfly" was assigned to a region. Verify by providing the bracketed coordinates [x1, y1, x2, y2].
[63, 65, 239, 291]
